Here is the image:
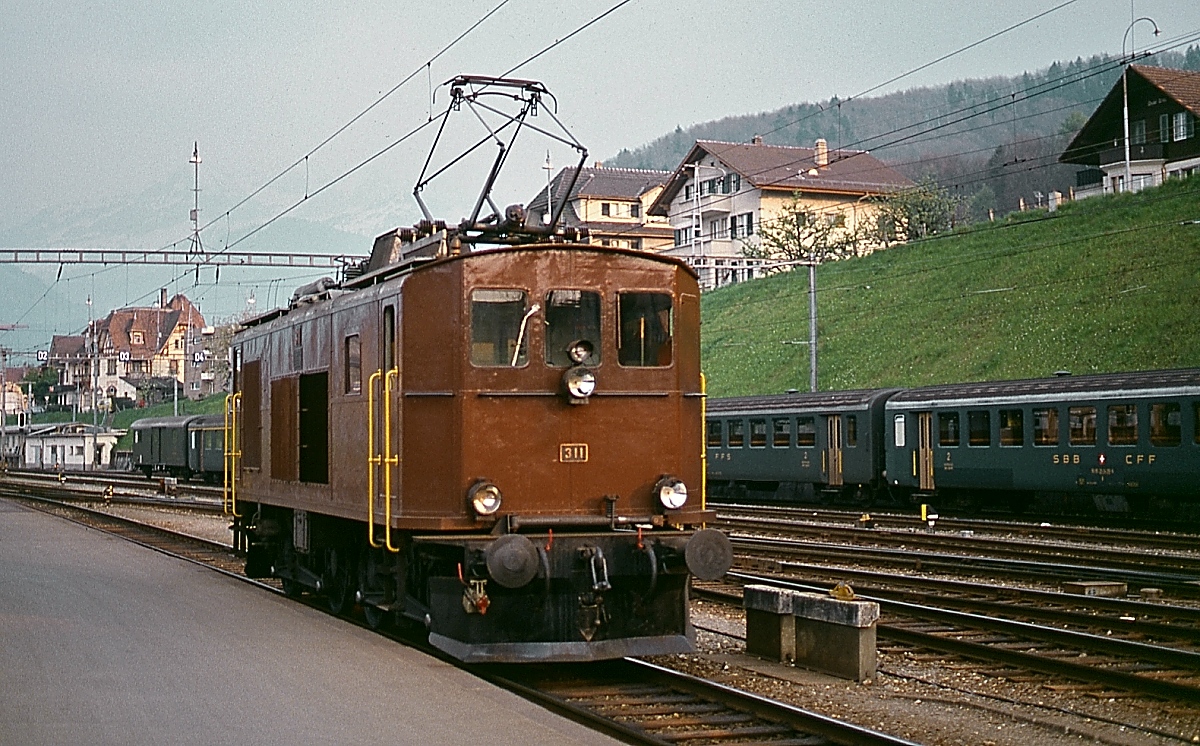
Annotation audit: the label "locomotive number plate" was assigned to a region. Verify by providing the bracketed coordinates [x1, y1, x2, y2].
[559, 443, 589, 463]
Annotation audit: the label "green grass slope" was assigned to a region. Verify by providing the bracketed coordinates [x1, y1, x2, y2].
[701, 178, 1200, 397]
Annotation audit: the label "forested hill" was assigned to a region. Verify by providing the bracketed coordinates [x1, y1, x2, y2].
[609, 48, 1200, 219]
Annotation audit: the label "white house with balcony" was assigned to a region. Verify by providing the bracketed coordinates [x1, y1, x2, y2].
[648, 138, 914, 290]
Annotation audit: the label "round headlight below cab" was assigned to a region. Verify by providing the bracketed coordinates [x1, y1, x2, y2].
[563, 366, 596, 402]
[468, 481, 502, 516]
[655, 477, 688, 510]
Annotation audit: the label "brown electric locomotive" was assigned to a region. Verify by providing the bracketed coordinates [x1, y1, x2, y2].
[225, 221, 732, 662]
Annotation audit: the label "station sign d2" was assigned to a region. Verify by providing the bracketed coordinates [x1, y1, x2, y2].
[36, 350, 48, 362]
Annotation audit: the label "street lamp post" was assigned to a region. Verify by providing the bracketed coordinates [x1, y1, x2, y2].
[1122, 17, 1160, 193]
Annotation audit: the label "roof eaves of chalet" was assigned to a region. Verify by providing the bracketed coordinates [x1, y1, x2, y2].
[49, 334, 87, 359]
[528, 166, 671, 218]
[648, 140, 914, 217]
[1061, 65, 1200, 165]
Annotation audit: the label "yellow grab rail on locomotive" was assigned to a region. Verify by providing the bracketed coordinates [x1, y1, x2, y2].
[366, 370, 383, 549]
[223, 392, 243, 517]
[367, 368, 401, 553]
[383, 367, 400, 553]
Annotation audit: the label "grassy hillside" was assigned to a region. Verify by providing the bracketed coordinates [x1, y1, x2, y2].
[701, 177, 1200, 397]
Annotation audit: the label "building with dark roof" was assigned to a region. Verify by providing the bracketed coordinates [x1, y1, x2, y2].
[1060, 65, 1200, 198]
[48, 334, 89, 411]
[527, 165, 673, 251]
[649, 138, 914, 290]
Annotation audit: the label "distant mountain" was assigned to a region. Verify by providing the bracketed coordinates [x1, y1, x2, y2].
[609, 48, 1200, 218]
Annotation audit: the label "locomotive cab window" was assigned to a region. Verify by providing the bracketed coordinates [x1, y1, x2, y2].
[470, 289, 531, 367]
[1150, 403, 1181, 447]
[707, 420, 723, 448]
[1033, 408, 1059, 446]
[1108, 404, 1138, 446]
[544, 290, 601, 366]
[1069, 406, 1097, 446]
[617, 292, 672, 367]
[938, 412, 960, 446]
[344, 334, 361, 394]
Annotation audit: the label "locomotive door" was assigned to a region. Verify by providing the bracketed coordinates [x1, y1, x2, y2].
[917, 412, 935, 491]
[368, 303, 401, 550]
[826, 415, 844, 487]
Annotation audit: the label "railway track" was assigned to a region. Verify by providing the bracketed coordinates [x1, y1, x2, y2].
[704, 572, 1200, 703]
[2, 491, 915, 746]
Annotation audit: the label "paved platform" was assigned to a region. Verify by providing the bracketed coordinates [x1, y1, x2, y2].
[0, 499, 618, 745]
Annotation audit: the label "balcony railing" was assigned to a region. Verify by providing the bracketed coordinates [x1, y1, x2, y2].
[1098, 142, 1164, 165]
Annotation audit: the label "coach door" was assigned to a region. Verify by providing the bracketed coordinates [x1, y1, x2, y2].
[917, 412, 935, 491]
[826, 415, 844, 487]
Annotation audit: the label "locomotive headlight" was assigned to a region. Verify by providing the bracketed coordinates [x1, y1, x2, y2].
[655, 476, 688, 510]
[563, 365, 596, 402]
[567, 339, 594, 364]
[468, 481, 503, 516]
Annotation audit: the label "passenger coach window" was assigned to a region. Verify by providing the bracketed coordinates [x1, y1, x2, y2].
[1069, 406, 1097, 445]
[749, 419, 767, 448]
[773, 418, 791, 447]
[1108, 405, 1138, 446]
[707, 420, 723, 448]
[617, 292, 672, 366]
[796, 416, 816, 447]
[1033, 408, 1059, 446]
[968, 411, 990, 446]
[938, 412, 960, 446]
[545, 290, 601, 366]
[728, 420, 745, 448]
[1150, 403, 1181, 447]
[344, 335, 361, 394]
[893, 415, 906, 448]
[470, 289, 530, 367]
[845, 415, 858, 447]
[999, 409, 1024, 446]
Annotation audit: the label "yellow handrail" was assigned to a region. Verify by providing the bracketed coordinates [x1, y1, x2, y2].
[223, 392, 243, 517]
[383, 367, 401, 553]
[366, 370, 383, 549]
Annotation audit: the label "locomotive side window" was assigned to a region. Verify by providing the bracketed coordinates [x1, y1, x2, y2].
[545, 290, 601, 366]
[1108, 404, 1138, 446]
[707, 420, 723, 448]
[1033, 408, 1059, 445]
[845, 415, 857, 447]
[999, 409, 1024, 447]
[968, 410, 990, 446]
[1069, 406, 1097, 445]
[749, 419, 767, 448]
[772, 418, 791, 447]
[617, 292, 672, 367]
[470, 289, 530, 367]
[344, 335, 362, 394]
[383, 306, 396, 371]
[938, 412, 960, 446]
[1195, 402, 1200, 444]
[728, 420, 745, 448]
[796, 416, 816, 447]
[292, 325, 303, 371]
[1150, 403, 1181, 447]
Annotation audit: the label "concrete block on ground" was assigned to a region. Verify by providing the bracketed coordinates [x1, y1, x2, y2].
[743, 585, 798, 663]
[1062, 580, 1127, 598]
[792, 592, 879, 682]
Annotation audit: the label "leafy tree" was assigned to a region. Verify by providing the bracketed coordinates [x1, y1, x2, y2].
[741, 193, 866, 270]
[870, 176, 960, 244]
[22, 367, 58, 410]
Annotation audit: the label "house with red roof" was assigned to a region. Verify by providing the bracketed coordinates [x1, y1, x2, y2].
[1060, 65, 1200, 198]
[648, 138, 914, 290]
[527, 165, 674, 251]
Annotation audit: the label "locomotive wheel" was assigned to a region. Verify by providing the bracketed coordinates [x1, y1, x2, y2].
[325, 549, 352, 615]
[363, 604, 389, 630]
[281, 577, 303, 598]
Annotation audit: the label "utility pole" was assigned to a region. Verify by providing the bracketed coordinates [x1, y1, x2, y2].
[88, 296, 97, 470]
[808, 261, 818, 393]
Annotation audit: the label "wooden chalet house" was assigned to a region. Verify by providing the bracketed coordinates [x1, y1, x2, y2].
[1060, 65, 1200, 198]
[526, 165, 674, 251]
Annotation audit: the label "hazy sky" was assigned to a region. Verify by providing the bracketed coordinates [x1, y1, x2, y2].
[1, 0, 1199, 335]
